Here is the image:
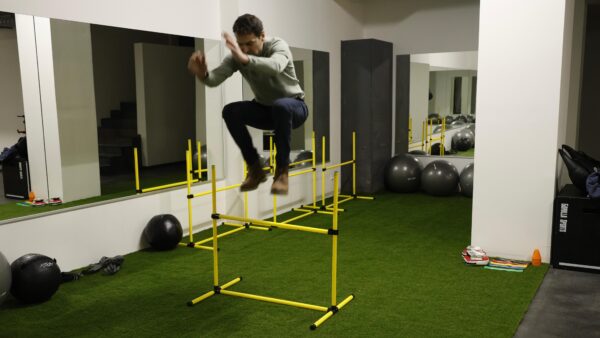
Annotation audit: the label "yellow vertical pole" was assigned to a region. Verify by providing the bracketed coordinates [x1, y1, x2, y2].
[352, 131, 356, 196]
[311, 131, 317, 207]
[243, 161, 248, 218]
[197, 141, 202, 180]
[331, 171, 340, 306]
[187, 139, 192, 157]
[134, 147, 140, 193]
[321, 136, 326, 207]
[186, 150, 194, 242]
[273, 144, 277, 223]
[269, 136, 274, 174]
[211, 165, 219, 286]
[421, 121, 426, 151]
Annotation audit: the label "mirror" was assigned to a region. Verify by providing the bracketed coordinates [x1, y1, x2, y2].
[405, 51, 477, 158]
[0, 15, 226, 221]
[0, 11, 27, 208]
[241, 46, 330, 168]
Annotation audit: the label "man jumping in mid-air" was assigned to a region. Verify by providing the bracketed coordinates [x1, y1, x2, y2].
[188, 13, 307, 195]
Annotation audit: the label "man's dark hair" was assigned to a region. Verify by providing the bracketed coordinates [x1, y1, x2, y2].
[233, 14, 263, 36]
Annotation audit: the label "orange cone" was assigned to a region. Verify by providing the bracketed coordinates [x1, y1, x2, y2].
[532, 249, 542, 266]
[28, 191, 35, 202]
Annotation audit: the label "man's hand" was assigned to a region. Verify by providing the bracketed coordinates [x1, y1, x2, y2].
[188, 51, 208, 79]
[223, 32, 250, 65]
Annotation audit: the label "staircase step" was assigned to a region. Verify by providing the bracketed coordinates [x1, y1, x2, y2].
[110, 109, 136, 119]
[97, 127, 137, 138]
[101, 117, 137, 129]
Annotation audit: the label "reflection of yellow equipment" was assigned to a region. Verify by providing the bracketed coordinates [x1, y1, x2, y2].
[408, 118, 447, 156]
[188, 165, 354, 330]
[133, 140, 208, 194]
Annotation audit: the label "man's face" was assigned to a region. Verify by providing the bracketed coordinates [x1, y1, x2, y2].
[236, 32, 264, 56]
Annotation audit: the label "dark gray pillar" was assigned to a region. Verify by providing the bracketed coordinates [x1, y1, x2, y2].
[341, 39, 393, 194]
[395, 55, 410, 155]
[313, 50, 330, 162]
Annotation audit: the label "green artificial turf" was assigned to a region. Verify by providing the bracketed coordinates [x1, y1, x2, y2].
[455, 148, 475, 157]
[0, 193, 547, 337]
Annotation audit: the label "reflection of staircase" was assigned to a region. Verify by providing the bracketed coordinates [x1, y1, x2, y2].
[97, 102, 141, 176]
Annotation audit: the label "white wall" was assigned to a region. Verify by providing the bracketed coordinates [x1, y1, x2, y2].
[409, 62, 429, 143]
[134, 43, 195, 166]
[51, 19, 101, 202]
[472, 0, 575, 262]
[0, 28, 24, 149]
[362, 0, 480, 55]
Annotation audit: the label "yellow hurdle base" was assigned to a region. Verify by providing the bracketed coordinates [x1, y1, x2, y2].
[188, 277, 354, 330]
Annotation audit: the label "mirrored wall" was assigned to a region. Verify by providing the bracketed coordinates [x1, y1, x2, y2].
[400, 51, 477, 158]
[0, 14, 227, 220]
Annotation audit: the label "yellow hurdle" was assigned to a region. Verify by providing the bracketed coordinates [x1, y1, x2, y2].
[318, 131, 374, 210]
[188, 166, 354, 330]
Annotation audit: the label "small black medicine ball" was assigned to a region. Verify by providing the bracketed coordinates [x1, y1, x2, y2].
[143, 214, 183, 250]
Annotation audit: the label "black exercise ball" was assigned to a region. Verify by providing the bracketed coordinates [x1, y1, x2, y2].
[445, 115, 455, 125]
[384, 154, 422, 193]
[0, 251, 11, 306]
[421, 160, 459, 196]
[293, 150, 313, 168]
[192, 144, 208, 179]
[450, 120, 466, 129]
[466, 115, 475, 123]
[459, 163, 474, 197]
[430, 143, 442, 155]
[143, 214, 183, 250]
[10, 254, 61, 304]
[455, 115, 468, 123]
[408, 150, 428, 156]
[451, 129, 475, 151]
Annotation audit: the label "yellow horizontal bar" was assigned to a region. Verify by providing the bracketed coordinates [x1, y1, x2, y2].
[293, 208, 334, 216]
[188, 290, 215, 306]
[194, 226, 246, 246]
[327, 196, 353, 208]
[141, 179, 199, 193]
[193, 183, 242, 198]
[290, 158, 313, 167]
[188, 277, 242, 306]
[221, 289, 328, 312]
[281, 211, 313, 224]
[325, 160, 354, 170]
[218, 214, 328, 235]
[224, 222, 271, 231]
[356, 196, 375, 200]
[311, 294, 355, 330]
[194, 245, 214, 251]
[299, 205, 320, 210]
[289, 168, 314, 177]
[193, 168, 209, 173]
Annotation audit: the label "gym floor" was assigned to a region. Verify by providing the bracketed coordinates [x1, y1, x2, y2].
[0, 193, 550, 337]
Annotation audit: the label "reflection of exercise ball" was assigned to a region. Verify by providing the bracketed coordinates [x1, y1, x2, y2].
[451, 129, 475, 151]
[143, 214, 183, 251]
[384, 154, 422, 193]
[192, 145, 208, 179]
[430, 143, 442, 155]
[293, 150, 313, 168]
[421, 160, 459, 196]
[450, 120, 466, 129]
[0, 251, 11, 306]
[10, 254, 61, 304]
[468, 123, 475, 135]
[408, 150, 428, 156]
[445, 115, 455, 125]
[466, 115, 476, 123]
[455, 115, 468, 123]
[258, 155, 271, 170]
[459, 163, 474, 197]
[433, 125, 443, 134]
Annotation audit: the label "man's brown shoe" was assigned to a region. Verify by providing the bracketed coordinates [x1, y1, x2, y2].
[271, 165, 289, 195]
[240, 160, 267, 192]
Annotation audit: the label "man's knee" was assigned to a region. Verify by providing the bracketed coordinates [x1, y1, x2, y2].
[222, 102, 241, 121]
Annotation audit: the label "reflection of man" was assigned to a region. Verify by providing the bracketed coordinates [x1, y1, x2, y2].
[188, 14, 307, 195]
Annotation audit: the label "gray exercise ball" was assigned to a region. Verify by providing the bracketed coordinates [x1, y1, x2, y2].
[451, 129, 475, 151]
[293, 150, 313, 168]
[0, 251, 10, 306]
[384, 154, 422, 193]
[460, 163, 474, 197]
[421, 160, 459, 196]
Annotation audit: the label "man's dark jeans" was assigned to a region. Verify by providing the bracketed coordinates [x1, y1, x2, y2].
[222, 98, 309, 168]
